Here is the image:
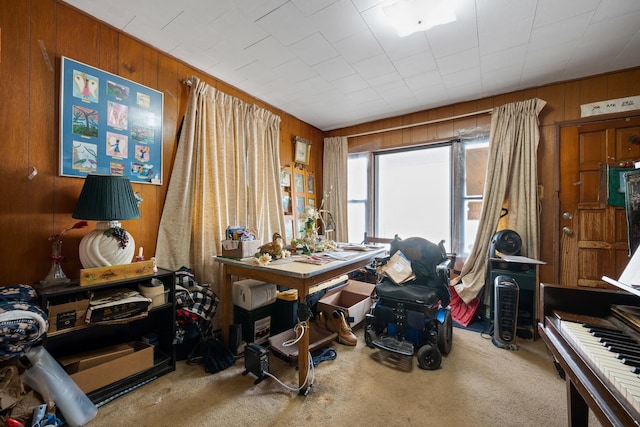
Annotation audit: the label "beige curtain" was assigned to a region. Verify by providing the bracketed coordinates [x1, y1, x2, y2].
[323, 136, 349, 242]
[156, 77, 282, 298]
[452, 98, 546, 304]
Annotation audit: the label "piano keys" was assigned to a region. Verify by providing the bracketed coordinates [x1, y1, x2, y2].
[559, 319, 640, 413]
[538, 283, 640, 426]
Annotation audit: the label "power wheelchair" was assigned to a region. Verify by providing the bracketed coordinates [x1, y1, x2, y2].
[364, 236, 454, 370]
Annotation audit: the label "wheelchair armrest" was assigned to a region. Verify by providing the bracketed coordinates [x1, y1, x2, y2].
[436, 254, 455, 283]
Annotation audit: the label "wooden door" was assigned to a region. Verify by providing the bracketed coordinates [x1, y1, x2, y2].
[559, 117, 640, 288]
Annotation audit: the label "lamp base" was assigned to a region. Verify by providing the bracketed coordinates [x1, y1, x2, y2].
[79, 221, 136, 269]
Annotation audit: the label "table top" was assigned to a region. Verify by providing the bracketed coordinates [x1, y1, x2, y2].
[214, 247, 386, 279]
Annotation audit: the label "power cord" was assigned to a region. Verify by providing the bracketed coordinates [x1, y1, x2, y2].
[262, 321, 315, 392]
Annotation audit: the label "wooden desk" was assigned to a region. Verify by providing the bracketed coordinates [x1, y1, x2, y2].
[215, 248, 385, 394]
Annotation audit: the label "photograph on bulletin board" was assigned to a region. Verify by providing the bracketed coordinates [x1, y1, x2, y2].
[59, 57, 163, 185]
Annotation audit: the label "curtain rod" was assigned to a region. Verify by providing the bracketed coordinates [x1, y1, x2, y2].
[182, 78, 193, 86]
[345, 108, 492, 138]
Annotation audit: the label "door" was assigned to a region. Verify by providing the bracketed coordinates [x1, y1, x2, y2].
[559, 116, 640, 288]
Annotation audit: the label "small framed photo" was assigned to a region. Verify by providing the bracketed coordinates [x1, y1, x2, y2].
[294, 136, 311, 165]
[280, 167, 291, 187]
[307, 174, 315, 194]
[308, 198, 315, 208]
[294, 172, 305, 193]
[295, 196, 306, 215]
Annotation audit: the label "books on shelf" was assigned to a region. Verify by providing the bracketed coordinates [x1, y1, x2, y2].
[85, 289, 152, 323]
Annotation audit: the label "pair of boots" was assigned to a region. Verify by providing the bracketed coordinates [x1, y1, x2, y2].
[316, 310, 357, 346]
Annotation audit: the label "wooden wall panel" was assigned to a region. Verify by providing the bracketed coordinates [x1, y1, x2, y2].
[1, 1, 639, 286]
[1, 0, 31, 281]
[0, 1, 324, 285]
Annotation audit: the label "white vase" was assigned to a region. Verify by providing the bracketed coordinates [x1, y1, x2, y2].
[79, 221, 135, 268]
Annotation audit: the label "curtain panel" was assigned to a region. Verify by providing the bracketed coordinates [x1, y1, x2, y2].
[156, 77, 282, 303]
[323, 136, 349, 243]
[452, 98, 546, 305]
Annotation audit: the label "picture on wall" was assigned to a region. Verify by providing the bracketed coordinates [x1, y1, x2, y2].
[59, 57, 163, 184]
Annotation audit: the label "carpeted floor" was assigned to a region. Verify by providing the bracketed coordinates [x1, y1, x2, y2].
[85, 326, 602, 427]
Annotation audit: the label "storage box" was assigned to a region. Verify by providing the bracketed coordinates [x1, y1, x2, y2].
[316, 280, 376, 327]
[232, 279, 277, 310]
[62, 342, 154, 394]
[221, 239, 262, 259]
[58, 343, 135, 372]
[234, 303, 273, 345]
[47, 297, 90, 332]
[271, 276, 348, 335]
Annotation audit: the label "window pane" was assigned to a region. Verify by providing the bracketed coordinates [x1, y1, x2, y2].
[348, 155, 368, 200]
[376, 147, 451, 243]
[348, 202, 366, 243]
[464, 141, 489, 197]
[463, 200, 483, 255]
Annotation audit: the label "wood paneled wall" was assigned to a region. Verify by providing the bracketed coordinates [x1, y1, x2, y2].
[326, 67, 640, 284]
[0, 0, 323, 285]
[2, 1, 639, 287]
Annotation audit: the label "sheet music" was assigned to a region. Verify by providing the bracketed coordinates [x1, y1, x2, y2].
[498, 255, 546, 264]
[618, 247, 640, 286]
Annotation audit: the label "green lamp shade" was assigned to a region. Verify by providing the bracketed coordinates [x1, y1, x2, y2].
[72, 175, 140, 221]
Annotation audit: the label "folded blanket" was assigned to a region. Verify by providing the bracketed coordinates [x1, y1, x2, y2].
[0, 285, 48, 361]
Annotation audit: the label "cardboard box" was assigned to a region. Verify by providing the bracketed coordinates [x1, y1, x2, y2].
[316, 280, 376, 327]
[59, 343, 135, 372]
[63, 342, 154, 394]
[47, 297, 90, 332]
[221, 239, 262, 259]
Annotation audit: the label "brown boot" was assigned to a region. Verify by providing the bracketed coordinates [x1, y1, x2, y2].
[316, 311, 331, 331]
[330, 310, 357, 346]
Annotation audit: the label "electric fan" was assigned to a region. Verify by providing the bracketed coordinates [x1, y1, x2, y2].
[489, 229, 522, 257]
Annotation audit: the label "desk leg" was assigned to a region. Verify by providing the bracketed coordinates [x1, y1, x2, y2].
[297, 296, 311, 395]
[221, 267, 232, 346]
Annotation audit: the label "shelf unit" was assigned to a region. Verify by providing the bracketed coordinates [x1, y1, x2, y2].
[34, 267, 176, 405]
[281, 165, 316, 243]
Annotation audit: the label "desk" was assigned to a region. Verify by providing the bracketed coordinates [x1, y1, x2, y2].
[215, 248, 385, 394]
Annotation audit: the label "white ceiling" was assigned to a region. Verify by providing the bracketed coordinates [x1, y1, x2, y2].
[63, 0, 640, 131]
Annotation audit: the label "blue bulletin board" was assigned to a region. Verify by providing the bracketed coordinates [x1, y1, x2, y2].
[59, 57, 163, 184]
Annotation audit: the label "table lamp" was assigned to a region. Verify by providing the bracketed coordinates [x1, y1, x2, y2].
[72, 174, 140, 268]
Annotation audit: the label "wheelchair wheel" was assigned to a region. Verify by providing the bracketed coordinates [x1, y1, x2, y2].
[416, 344, 442, 370]
[437, 309, 453, 355]
[364, 325, 377, 348]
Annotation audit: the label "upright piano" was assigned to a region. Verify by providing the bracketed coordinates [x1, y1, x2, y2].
[538, 283, 640, 426]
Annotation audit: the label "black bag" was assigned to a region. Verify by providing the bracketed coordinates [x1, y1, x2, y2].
[187, 336, 236, 374]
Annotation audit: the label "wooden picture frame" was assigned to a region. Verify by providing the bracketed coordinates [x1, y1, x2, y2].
[60, 57, 163, 184]
[294, 136, 311, 165]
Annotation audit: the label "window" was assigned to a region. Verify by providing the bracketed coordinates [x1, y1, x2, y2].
[347, 136, 489, 256]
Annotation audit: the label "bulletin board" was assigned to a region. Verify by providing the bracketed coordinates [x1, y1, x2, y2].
[59, 56, 163, 184]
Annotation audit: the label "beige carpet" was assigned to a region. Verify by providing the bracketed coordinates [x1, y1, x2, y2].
[87, 328, 600, 427]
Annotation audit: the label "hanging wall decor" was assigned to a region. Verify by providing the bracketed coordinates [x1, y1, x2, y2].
[293, 136, 311, 166]
[59, 57, 163, 185]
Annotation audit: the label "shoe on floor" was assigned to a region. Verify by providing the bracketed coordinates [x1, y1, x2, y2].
[330, 310, 357, 346]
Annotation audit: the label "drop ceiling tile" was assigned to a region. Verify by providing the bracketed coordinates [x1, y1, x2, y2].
[209, 8, 270, 49]
[477, 0, 536, 55]
[394, 51, 437, 79]
[332, 73, 369, 94]
[291, 0, 340, 16]
[592, 0, 640, 22]
[312, 56, 356, 82]
[352, 54, 396, 80]
[256, 2, 317, 46]
[289, 32, 339, 67]
[272, 58, 318, 84]
[332, 30, 384, 64]
[436, 48, 480, 76]
[441, 67, 482, 89]
[404, 70, 445, 92]
[244, 36, 297, 69]
[310, 0, 369, 44]
[480, 45, 527, 74]
[528, 13, 592, 49]
[533, 0, 599, 28]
